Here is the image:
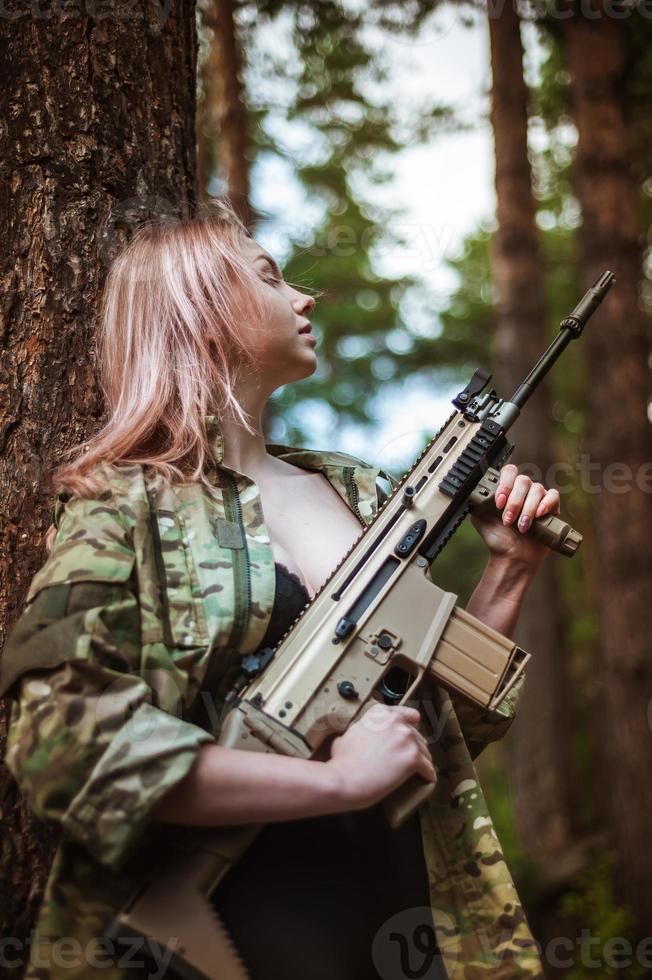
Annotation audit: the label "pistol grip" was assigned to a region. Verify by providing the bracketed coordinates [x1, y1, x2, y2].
[382, 774, 436, 829]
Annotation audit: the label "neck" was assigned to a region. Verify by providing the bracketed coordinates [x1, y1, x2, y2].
[218, 372, 274, 474]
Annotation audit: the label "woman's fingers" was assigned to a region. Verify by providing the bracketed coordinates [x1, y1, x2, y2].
[391, 711, 434, 776]
[515, 483, 546, 533]
[494, 464, 562, 529]
[404, 726, 436, 783]
[411, 726, 431, 757]
[495, 463, 518, 509]
[501, 474, 533, 525]
[418, 753, 438, 785]
[403, 721, 435, 780]
[535, 487, 561, 519]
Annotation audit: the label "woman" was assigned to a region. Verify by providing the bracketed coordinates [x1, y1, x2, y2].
[1, 201, 554, 979]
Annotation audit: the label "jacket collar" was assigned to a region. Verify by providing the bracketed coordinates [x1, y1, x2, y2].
[203, 414, 383, 523]
[205, 415, 227, 466]
[204, 414, 367, 469]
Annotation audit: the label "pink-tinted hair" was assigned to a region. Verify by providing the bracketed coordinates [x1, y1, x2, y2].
[44, 200, 271, 553]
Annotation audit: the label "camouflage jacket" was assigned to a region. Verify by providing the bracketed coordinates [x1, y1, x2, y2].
[0, 415, 543, 979]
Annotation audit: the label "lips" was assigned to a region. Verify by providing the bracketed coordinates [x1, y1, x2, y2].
[298, 321, 312, 334]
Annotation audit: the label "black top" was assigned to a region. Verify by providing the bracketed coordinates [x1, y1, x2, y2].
[256, 561, 313, 650]
[210, 562, 440, 980]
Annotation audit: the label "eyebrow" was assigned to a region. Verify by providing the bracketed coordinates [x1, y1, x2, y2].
[254, 252, 282, 277]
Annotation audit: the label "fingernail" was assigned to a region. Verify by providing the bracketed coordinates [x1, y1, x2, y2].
[496, 493, 507, 508]
[503, 510, 514, 525]
[518, 516, 530, 532]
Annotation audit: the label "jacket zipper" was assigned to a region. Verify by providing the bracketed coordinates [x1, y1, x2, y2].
[344, 466, 364, 524]
[186, 470, 252, 728]
[222, 470, 252, 651]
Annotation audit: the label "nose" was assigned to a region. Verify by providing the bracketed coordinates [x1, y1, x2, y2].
[292, 290, 316, 317]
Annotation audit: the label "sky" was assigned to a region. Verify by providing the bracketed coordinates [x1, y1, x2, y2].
[251, 7, 500, 477]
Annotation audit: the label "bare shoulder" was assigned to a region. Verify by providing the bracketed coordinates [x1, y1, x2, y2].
[263, 455, 324, 482]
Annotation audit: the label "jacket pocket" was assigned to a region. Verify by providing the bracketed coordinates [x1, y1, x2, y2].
[150, 508, 209, 649]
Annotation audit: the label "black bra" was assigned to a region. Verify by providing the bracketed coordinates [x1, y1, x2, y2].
[257, 562, 311, 650]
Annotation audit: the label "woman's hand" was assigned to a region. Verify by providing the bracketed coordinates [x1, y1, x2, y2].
[325, 703, 437, 810]
[470, 463, 560, 570]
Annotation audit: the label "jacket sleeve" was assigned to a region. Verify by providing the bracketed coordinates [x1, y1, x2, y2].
[1, 495, 215, 872]
[448, 675, 525, 760]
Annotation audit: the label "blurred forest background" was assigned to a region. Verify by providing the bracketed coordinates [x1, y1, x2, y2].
[1, 0, 651, 977]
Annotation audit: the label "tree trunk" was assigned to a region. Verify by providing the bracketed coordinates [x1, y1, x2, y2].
[202, 0, 253, 228]
[563, 0, 652, 932]
[488, 6, 575, 862]
[197, 34, 217, 201]
[0, 2, 197, 965]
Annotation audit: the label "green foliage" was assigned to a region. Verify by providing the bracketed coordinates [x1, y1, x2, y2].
[531, 26, 571, 130]
[234, 0, 458, 444]
[558, 855, 646, 979]
[436, 227, 495, 371]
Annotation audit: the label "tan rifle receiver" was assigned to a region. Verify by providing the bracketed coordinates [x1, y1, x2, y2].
[106, 272, 615, 980]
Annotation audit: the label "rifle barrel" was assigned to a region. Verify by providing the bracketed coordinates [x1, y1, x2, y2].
[508, 270, 615, 411]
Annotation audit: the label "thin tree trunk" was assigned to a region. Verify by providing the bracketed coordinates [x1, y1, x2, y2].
[563, 0, 652, 932]
[197, 2, 220, 201]
[488, 5, 575, 862]
[0, 2, 197, 964]
[197, 46, 215, 200]
[205, 0, 253, 228]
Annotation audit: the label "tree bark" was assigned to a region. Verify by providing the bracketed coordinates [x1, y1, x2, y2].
[202, 0, 253, 228]
[488, 5, 575, 862]
[0, 2, 197, 965]
[563, 0, 652, 932]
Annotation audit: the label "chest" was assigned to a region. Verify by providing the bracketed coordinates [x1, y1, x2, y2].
[256, 471, 365, 600]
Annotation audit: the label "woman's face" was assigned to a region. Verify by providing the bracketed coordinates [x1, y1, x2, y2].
[238, 236, 318, 389]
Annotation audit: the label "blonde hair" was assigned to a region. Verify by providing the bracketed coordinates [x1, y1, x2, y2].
[44, 199, 275, 553]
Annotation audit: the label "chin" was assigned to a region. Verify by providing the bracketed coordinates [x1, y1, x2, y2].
[302, 351, 318, 372]
[283, 356, 318, 385]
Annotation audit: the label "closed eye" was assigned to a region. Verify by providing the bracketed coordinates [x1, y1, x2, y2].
[256, 254, 284, 285]
[261, 271, 282, 284]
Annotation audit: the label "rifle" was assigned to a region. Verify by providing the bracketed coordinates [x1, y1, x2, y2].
[106, 272, 615, 980]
